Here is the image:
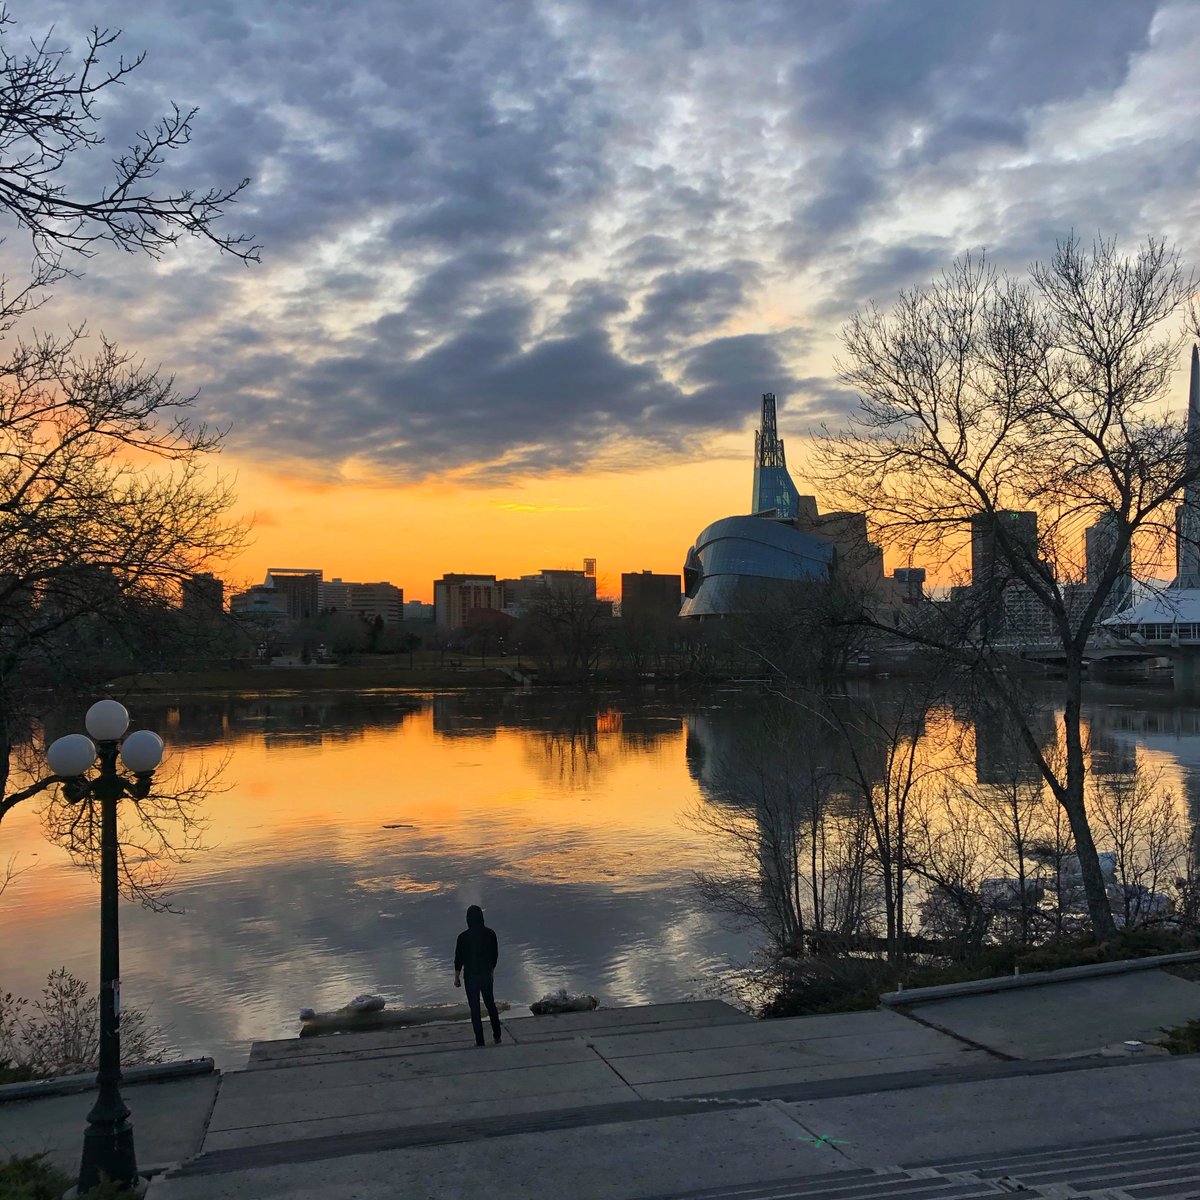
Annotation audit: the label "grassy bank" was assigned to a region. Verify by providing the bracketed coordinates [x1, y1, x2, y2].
[0, 1155, 127, 1199]
[761, 929, 1200, 1019]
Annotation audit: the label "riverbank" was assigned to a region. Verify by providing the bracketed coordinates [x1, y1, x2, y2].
[108, 663, 516, 693]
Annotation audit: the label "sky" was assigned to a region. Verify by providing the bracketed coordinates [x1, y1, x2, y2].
[11, 0, 1200, 599]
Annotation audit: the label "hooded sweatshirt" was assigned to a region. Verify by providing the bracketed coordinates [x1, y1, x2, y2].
[455, 905, 499, 979]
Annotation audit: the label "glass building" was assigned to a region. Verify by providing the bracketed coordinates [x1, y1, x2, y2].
[751, 393, 803, 518]
[680, 516, 835, 618]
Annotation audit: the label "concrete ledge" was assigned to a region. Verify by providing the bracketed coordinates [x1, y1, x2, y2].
[880, 950, 1200, 1007]
[0, 1057, 215, 1103]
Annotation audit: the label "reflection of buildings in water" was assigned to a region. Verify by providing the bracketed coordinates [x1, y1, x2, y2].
[130, 695, 427, 750]
[1086, 724, 1138, 781]
[685, 696, 882, 809]
[429, 690, 683, 790]
[596, 708, 622, 735]
[973, 709, 1055, 786]
[1084, 702, 1200, 830]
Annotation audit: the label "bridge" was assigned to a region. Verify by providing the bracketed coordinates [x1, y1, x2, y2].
[998, 603, 1200, 691]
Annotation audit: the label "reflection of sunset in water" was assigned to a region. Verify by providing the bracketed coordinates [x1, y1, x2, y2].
[173, 700, 705, 884]
[0, 692, 736, 1066]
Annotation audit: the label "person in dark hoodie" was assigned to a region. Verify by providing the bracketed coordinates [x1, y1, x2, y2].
[454, 904, 502, 1046]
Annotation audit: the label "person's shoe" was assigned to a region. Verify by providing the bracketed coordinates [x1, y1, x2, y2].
[493, 1035, 502, 1044]
[475, 1041, 486, 1048]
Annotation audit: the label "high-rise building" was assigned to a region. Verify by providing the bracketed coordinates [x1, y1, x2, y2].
[891, 567, 926, 604]
[433, 574, 505, 630]
[229, 584, 289, 626]
[970, 511, 1038, 588]
[265, 568, 323, 620]
[621, 570, 682, 618]
[1177, 344, 1200, 587]
[1084, 513, 1132, 616]
[181, 572, 224, 613]
[969, 511, 1039, 638]
[792, 510, 885, 590]
[321, 579, 404, 623]
[501, 569, 597, 615]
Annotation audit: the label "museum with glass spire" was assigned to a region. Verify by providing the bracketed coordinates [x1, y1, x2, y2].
[680, 393, 892, 619]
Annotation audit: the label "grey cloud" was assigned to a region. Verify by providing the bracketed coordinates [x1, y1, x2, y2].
[554, 282, 630, 336]
[903, 113, 1028, 167]
[631, 267, 754, 350]
[785, 375, 862, 427]
[12, 0, 1195, 485]
[791, 0, 1158, 140]
[812, 238, 954, 319]
[205, 302, 690, 481]
[788, 147, 885, 256]
[621, 234, 685, 272]
[400, 248, 518, 326]
[654, 332, 803, 431]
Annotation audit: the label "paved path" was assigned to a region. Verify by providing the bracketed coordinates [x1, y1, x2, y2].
[7, 969, 1200, 1198]
[901, 966, 1200, 1058]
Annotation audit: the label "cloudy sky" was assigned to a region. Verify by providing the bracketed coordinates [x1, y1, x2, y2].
[15, 0, 1200, 595]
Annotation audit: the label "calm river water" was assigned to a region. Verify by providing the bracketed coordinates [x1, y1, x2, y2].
[2, 684, 1200, 1067]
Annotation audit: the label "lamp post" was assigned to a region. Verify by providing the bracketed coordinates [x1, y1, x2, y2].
[46, 700, 164, 1195]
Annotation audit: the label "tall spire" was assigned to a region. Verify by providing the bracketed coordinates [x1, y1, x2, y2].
[1192, 342, 1200, 427]
[1175, 345, 1200, 587]
[751, 392, 802, 518]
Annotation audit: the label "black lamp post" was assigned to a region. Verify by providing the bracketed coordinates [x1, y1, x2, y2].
[47, 700, 164, 1195]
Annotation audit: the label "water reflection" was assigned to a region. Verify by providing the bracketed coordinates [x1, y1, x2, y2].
[0, 690, 737, 1067]
[2, 685, 1199, 1069]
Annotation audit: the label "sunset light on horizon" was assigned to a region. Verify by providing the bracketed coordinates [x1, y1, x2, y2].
[6, 2, 1197, 604]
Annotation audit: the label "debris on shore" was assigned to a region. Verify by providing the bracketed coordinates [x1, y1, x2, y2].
[530, 988, 599, 1015]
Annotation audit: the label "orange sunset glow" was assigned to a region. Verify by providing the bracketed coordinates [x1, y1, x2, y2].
[222, 440, 764, 600]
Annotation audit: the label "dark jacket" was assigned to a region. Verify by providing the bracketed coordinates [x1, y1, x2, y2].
[455, 905, 498, 979]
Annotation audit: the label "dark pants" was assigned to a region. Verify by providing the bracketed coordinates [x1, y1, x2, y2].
[464, 973, 501, 1045]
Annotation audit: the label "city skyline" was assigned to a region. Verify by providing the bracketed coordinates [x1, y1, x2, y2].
[8, 2, 1200, 599]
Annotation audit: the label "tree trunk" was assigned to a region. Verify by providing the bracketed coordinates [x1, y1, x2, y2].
[1061, 659, 1117, 940]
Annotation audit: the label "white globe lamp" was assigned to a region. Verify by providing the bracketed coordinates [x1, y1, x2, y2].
[120, 730, 165, 774]
[47, 733, 98, 777]
[46, 699, 165, 1191]
[85, 699, 130, 742]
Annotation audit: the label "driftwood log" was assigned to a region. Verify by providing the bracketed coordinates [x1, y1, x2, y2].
[299, 1000, 511, 1037]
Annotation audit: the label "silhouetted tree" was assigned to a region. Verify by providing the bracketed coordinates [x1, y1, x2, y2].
[0, 11, 257, 268]
[520, 579, 610, 678]
[0, 11, 255, 827]
[822, 235, 1198, 939]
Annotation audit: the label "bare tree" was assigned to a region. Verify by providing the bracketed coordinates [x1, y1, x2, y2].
[0, 335, 246, 824]
[519, 578, 610, 679]
[819, 686, 955, 964]
[0, 10, 256, 829]
[37, 752, 225, 909]
[821, 235, 1198, 940]
[1088, 767, 1186, 928]
[0, 10, 257, 266]
[690, 702, 871, 960]
[906, 785, 995, 957]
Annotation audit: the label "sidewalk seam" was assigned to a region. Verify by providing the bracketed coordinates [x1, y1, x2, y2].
[195, 1072, 222, 1154]
[585, 1039, 639, 1093]
[890, 1007, 1016, 1061]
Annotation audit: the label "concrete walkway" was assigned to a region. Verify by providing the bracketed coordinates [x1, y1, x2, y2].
[5, 969, 1200, 1199]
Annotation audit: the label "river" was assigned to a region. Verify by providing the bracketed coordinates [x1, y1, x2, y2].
[1, 684, 1198, 1068]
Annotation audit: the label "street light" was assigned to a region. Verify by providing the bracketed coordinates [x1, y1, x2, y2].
[46, 700, 164, 1195]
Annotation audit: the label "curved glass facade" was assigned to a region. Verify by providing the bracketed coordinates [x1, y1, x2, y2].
[680, 515, 834, 618]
